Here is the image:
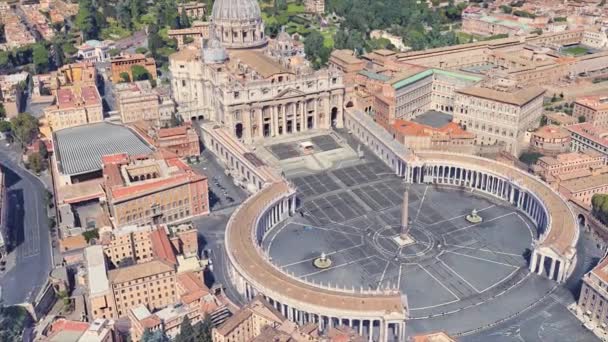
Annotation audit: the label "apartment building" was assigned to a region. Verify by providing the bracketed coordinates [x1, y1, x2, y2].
[574, 95, 608, 129]
[44, 85, 103, 131]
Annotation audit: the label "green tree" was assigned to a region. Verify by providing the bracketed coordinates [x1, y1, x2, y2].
[0, 306, 34, 341]
[179, 9, 191, 29]
[28, 153, 43, 173]
[578, 115, 586, 123]
[500, 5, 512, 13]
[39, 140, 49, 160]
[119, 72, 131, 83]
[0, 121, 11, 133]
[175, 316, 195, 342]
[142, 329, 170, 342]
[592, 194, 608, 225]
[10, 113, 39, 148]
[131, 65, 152, 81]
[304, 30, 329, 69]
[52, 42, 64, 69]
[194, 315, 213, 342]
[0, 103, 5, 120]
[81, 229, 99, 243]
[75, 0, 99, 39]
[33, 43, 49, 73]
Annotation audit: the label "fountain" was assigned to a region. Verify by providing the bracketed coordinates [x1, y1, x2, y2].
[313, 252, 332, 269]
[466, 208, 483, 223]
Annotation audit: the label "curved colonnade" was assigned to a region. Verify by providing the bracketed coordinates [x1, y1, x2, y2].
[402, 152, 578, 283]
[224, 152, 579, 342]
[224, 181, 407, 341]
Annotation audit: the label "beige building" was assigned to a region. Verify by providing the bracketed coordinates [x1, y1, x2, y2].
[45, 85, 103, 131]
[0, 72, 28, 118]
[532, 150, 606, 186]
[578, 256, 608, 330]
[574, 95, 608, 129]
[110, 54, 158, 84]
[558, 173, 608, 208]
[100, 225, 157, 268]
[453, 86, 546, 155]
[568, 123, 608, 157]
[305, 0, 324, 14]
[529, 125, 571, 156]
[102, 152, 209, 227]
[114, 81, 175, 124]
[212, 296, 286, 342]
[170, 46, 344, 144]
[170, 0, 344, 145]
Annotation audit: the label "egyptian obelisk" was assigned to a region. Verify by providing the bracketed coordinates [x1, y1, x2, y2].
[400, 188, 409, 239]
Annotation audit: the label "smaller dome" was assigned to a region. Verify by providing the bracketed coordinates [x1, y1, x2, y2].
[203, 29, 228, 64]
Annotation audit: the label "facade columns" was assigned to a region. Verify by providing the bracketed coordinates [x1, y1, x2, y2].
[537, 254, 546, 275]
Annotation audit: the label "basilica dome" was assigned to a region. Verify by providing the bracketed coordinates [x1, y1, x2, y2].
[210, 0, 267, 49]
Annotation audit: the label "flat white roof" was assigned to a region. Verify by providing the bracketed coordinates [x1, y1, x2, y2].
[85, 246, 109, 296]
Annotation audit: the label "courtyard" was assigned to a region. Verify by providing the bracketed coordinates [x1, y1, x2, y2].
[260, 158, 597, 338]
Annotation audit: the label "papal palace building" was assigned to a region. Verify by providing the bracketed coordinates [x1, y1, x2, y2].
[169, 0, 345, 145]
[453, 86, 545, 155]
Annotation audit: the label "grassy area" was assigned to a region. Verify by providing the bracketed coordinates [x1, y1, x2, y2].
[100, 19, 132, 40]
[563, 46, 589, 56]
[321, 27, 336, 48]
[287, 3, 305, 14]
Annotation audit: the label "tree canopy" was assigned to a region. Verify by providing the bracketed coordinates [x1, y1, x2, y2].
[10, 113, 39, 148]
[592, 194, 608, 225]
[131, 65, 152, 81]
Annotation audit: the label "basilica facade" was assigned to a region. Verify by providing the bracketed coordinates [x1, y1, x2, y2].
[169, 0, 345, 144]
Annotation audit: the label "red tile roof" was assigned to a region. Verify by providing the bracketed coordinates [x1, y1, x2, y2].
[177, 271, 211, 305]
[150, 227, 177, 266]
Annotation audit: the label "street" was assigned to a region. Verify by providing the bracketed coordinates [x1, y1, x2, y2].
[189, 149, 247, 211]
[0, 147, 53, 305]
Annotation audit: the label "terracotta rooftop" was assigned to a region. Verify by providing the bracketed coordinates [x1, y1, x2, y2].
[102, 151, 205, 201]
[559, 173, 608, 192]
[575, 94, 608, 111]
[392, 119, 474, 139]
[231, 50, 290, 79]
[53, 85, 101, 109]
[532, 125, 569, 140]
[591, 256, 608, 285]
[177, 271, 211, 305]
[150, 228, 177, 266]
[567, 123, 608, 147]
[215, 296, 285, 336]
[456, 86, 546, 106]
[108, 259, 174, 284]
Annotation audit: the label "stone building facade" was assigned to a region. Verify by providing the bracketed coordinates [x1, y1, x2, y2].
[578, 257, 608, 330]
[101, 152, 209, 227]
[568, 123, 608, 157]
[170, 45, 344, 145]
[574, 95, 608, 129]
[110, 54, 158, 84]
[529, 125, 571, 156]
[44, 85, 103, 131]
[114, 81, 175, 124]
[453, 86, 545, 155]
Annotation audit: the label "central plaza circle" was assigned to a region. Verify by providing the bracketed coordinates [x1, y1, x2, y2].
[262, 161, 542, 320]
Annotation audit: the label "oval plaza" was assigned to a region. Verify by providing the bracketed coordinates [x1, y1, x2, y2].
[219, 108, 579, 341]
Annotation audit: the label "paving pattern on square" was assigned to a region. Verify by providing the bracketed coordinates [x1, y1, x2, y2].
[262, 160, 557, 327]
